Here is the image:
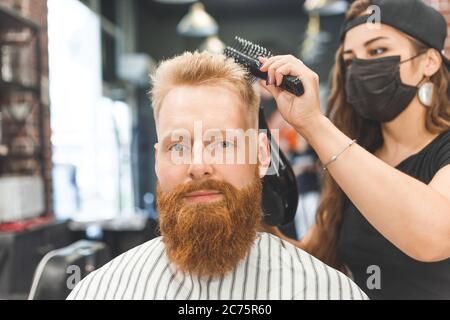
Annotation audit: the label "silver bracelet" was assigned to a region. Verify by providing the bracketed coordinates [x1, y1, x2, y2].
[323, 139, 357, 171]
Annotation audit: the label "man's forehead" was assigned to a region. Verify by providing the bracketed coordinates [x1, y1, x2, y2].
[160, 84, 243, 111]
[156, 85, 251, 138]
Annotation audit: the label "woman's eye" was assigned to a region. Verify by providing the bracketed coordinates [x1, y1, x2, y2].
[369, 48, 387, 56]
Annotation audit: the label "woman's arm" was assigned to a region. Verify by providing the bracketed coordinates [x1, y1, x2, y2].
[259, 55, 450, 262]
[302, 115, 450, 262]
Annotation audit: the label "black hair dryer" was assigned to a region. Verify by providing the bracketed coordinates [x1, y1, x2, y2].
[259, 108, 299, 226]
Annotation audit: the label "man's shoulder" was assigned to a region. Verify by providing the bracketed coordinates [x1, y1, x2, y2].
[257, 232, 321, 263]
[98, 236, 166, 274]
[258, 232, 368, 300]
[66, 237, 165, 300]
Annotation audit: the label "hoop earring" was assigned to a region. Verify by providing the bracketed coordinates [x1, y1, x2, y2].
[418, 78, 434, 107]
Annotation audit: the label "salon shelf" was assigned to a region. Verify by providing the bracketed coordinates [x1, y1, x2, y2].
[0, 4, 48, 216]
[0, 144, 42, 159]
[2, 153, 41, 160]
[0, 80, 39, 93]
[0, 4, 39, 32]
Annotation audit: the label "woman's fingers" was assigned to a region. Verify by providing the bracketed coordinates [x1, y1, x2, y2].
[258, 56, 267, 64]
[264, 58, 282, 85]
[273, 63, 296, 87]
[278, 60, 319, 94]
[267, 59, 291, 85]
[259, 55, 315, 85]
[259, 55, 290, 70]
[260, 57, 294, 85]
[259, 80, 282, 100]
[258, 55, 320, 101]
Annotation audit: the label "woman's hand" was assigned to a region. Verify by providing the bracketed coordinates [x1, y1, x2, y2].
[259, 55, 323, 134]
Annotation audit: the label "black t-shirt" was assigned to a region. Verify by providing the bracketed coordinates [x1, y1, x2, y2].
[337, 131, 450, 300]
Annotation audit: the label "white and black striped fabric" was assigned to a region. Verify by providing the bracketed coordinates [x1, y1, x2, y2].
[67, 233, 368, 300]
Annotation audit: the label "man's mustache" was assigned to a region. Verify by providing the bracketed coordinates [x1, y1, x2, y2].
[168, 179, 237, 200]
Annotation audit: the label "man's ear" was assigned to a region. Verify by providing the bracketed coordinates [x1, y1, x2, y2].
[257, 132, 271, 178]
[423, 49, 442, 78]
[154, 143, 159, 178]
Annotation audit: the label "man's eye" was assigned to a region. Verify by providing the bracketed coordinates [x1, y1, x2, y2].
[219, 141, 233, 149]
[169, 143, 186, 152]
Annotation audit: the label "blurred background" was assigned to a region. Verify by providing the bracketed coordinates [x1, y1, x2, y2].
[0, 0, 449, 300]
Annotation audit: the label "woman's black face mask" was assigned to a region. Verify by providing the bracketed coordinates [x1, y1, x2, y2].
[345, 54, 424, 123]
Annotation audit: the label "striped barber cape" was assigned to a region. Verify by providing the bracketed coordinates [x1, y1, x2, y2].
[67, 232, 368, 300]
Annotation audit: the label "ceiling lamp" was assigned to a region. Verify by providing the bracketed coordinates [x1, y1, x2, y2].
[177, 2, 218, 37]
[153, 0, 197, 4]
[304, 0, 348, 16]
[199, 35, 225, 54]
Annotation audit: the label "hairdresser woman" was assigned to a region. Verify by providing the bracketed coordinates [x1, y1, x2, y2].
[260, 0, 450, 300]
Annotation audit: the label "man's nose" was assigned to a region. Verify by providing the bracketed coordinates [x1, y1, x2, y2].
[187, 141, 213, 180]
[188, 162, 213, 180]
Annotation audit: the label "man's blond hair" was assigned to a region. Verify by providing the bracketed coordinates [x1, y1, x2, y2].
[150, 51, 260, 128]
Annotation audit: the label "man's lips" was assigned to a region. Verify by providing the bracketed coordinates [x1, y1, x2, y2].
[185, 190, 221, 197]
[184, 190, 223, 203]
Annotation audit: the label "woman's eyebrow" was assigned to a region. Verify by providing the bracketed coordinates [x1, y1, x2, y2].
[343, 36, 389, 55]
[363, 36, 388, 47]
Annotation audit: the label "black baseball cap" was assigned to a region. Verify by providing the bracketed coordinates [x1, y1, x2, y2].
[340, 0, 450, 70]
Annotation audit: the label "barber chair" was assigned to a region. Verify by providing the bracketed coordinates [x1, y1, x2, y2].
[28, 240, 110, 300]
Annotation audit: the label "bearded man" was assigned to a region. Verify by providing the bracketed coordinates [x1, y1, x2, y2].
[67, 52, 367, 300]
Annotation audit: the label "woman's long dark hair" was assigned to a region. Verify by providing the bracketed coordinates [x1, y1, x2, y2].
[303, 0, 450, 271]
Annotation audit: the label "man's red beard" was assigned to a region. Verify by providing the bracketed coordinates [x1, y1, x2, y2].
[156, 169, 262, 278]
